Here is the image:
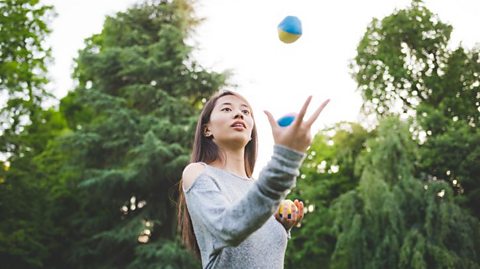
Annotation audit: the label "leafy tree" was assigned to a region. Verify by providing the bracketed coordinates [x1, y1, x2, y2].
[288, 1, 480, 268]
[0, 0, 55, 157]
[351, 0, 480, 218]
[285, 122, 372, 268]
[0, 1, 62, 268]
[415, 48, 480, 218]
[286, 118, 479, 269]
[55, 0, 225, 268]
[329, 117, 479, 269]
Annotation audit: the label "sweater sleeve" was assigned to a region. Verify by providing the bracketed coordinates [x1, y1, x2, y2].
[184, 144, 305, 250]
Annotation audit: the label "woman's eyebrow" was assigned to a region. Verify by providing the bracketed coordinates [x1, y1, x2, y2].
[219, 102, 250, 108]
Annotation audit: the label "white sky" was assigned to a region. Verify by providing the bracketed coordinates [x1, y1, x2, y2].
[44, 0, 480, 176]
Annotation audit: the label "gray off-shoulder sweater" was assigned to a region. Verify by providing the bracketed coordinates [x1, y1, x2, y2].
[183, 145, 305, 269]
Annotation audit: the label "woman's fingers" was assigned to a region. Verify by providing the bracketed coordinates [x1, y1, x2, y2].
[274, 208, 280, 220]
[293, 200, 304, 226]
[305, 99, 330, 127]
[291, 204, 297, 222]
[298, 202, 304, 223]
[263, 110, 278, 130]
[264, 96, 329, 153]
[295, 200, 304, 213]
[293, 96, 312, 127]
[266, 96, 329, 130]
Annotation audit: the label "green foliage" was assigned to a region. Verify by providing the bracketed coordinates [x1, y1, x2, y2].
[1, 0, 223, 268]
[127, 239, 201, 269]
[285, 122, 372, 268]
[415, 47, 480, 218]
[0, 0, 55, 156]
[351, 0, 453, 116]
[0, 1, 66, 268]
[52, 0, 225, 267]
[288, 2, 480, 267]
[286, 116, 479, 269]
[351, 0, 480, 219]
[329, 117, 479, 269]
[0, 107, 70, 268]
[2, 0, 478, 268]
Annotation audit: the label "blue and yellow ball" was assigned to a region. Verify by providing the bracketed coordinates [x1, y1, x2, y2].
[278, 16, 302, 43]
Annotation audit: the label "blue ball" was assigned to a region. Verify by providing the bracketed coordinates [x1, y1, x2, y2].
[278, 16, 302, 43]
[277, 115, 295, 127]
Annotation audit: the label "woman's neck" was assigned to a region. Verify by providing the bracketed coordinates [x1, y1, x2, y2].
[210, 148, 248, 178]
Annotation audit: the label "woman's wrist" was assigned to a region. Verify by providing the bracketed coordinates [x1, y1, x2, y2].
[273, 144, 306, 162]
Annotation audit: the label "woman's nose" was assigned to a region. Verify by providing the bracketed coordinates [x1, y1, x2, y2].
[233, 110, 244, 119]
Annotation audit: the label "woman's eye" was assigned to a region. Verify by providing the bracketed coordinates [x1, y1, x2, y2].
[242, 110, 250, 115]
[221, 107, 231, 112]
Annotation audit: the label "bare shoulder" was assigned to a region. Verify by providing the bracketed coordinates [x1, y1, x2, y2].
[182, 162, 207, 190]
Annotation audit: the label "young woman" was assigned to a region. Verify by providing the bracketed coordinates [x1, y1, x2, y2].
[177, 90, 329, 268]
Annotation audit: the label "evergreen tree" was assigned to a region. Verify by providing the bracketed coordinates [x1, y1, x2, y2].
[58, 0, 225, 267]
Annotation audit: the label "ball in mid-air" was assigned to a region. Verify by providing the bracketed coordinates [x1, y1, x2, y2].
[278, 199, 297, 219]
[277, 16, 302, 43]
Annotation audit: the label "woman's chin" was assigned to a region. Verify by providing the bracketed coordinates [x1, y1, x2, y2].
[215, 136, 250, 149]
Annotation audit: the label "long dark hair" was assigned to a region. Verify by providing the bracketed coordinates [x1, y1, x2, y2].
[177, 90, 258, 258]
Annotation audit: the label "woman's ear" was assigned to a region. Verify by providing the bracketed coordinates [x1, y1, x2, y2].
[203, 126, 212, 137]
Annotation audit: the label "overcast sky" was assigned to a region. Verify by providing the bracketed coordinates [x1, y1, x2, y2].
[44, 0, 480, 175]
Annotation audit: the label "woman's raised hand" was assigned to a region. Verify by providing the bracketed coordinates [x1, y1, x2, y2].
[264, 96, 330, 153]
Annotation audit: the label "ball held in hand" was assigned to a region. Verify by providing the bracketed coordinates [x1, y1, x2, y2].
[277, 114, 296, 127]
[277, 16, 302, 43]
[278, 199, 297, 219]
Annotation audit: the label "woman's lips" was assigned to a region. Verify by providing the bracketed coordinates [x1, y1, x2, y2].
[231, 121, 246, 129]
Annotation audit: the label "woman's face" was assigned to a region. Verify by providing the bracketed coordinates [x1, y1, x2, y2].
[205, 95, 254, 149]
